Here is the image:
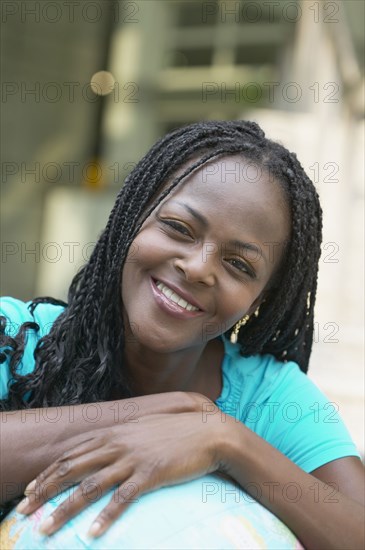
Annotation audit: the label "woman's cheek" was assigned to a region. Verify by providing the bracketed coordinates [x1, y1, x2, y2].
[135, 233, 180, 266]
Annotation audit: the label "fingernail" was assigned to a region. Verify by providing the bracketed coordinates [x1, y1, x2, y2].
[39, 516, 55, 535]
[87, 521, 102, 538]
[16, 497, 29, 514]
[24, 479, 36, 494]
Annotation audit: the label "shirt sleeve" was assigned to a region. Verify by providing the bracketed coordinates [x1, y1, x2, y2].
[0, 296, 65, 400]
[244, 358, 362, 473]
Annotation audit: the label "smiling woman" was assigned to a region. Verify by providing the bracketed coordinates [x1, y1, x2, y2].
[120, 154, 290, 394]
[0, 120, 364, 549]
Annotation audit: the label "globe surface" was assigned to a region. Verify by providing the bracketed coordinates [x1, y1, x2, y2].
[1, 475, 303, 549]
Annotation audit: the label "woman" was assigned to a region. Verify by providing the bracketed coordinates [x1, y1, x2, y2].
[1, 120, 364, 548]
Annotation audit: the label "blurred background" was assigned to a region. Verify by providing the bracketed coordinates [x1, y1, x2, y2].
[1, 0, 364, 454]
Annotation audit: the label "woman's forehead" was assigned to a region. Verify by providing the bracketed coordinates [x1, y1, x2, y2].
[161, 155, 286, 210]
[159, 159, 291, 246]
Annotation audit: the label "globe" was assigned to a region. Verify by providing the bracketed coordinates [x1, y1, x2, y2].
[1, 475, 303, 549]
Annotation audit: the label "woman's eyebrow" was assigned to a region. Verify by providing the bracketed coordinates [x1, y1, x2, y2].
[228, 240, 267, 266]
[161, 201, 267, 265]
[168, 201, 209, 229]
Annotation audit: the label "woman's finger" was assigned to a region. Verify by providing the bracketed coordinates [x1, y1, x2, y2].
[17, 447, 109, 515]
[38, 466, 132, 536]
[23, 435, 101, 495]
[17, 466, 75, 515]
[87, 475, 148, 538]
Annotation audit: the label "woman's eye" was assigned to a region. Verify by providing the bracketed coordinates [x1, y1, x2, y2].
[227, 258, 253, 276]
[162, 220, 192, 237]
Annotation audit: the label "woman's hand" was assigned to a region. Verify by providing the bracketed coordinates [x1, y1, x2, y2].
[0, 391, 217, 507]
[17, 404, 226, 537]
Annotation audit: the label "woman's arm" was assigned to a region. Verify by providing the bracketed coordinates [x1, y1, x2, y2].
[219, 416, 364, 549]
[0, 391, 207, 505]
[13, 406, 364, 548]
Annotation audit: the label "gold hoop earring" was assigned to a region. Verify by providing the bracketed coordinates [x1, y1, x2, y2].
[230, 314, 250, 344]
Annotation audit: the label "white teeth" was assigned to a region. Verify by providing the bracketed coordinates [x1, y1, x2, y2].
[156, 281, 199, 311]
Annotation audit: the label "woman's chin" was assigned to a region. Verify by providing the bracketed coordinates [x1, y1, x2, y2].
[129, 332, 193, 354]
[123, 313, 195, 352]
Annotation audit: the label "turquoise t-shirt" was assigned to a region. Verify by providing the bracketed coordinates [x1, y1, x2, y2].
[0, 296, 361, 474]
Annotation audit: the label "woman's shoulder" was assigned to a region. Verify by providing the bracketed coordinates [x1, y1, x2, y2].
[216, 335, 305, 408]
[0, 296, 66, 337]
[215, 335, 361, 472]
[216, 334, 339, 421]
[0, 296, 66, 400]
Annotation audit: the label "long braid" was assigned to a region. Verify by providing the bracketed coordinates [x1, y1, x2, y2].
[237, 141, 322, 367]
[0, 120, 322, 411]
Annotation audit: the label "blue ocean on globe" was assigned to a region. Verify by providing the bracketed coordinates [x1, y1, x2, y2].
[1, 474, 303, 549]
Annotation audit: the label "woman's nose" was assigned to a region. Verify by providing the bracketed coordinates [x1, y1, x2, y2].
[173, 249, 216, 286]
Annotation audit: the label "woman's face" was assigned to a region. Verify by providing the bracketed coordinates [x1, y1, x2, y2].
[121, 155, 291, 352]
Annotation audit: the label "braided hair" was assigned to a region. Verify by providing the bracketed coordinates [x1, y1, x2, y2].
[0, 120, 322, 411]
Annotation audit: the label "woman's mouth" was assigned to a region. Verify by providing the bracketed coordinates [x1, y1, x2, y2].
[156, 280, 199, 311]
[150, 278, 204, 319]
